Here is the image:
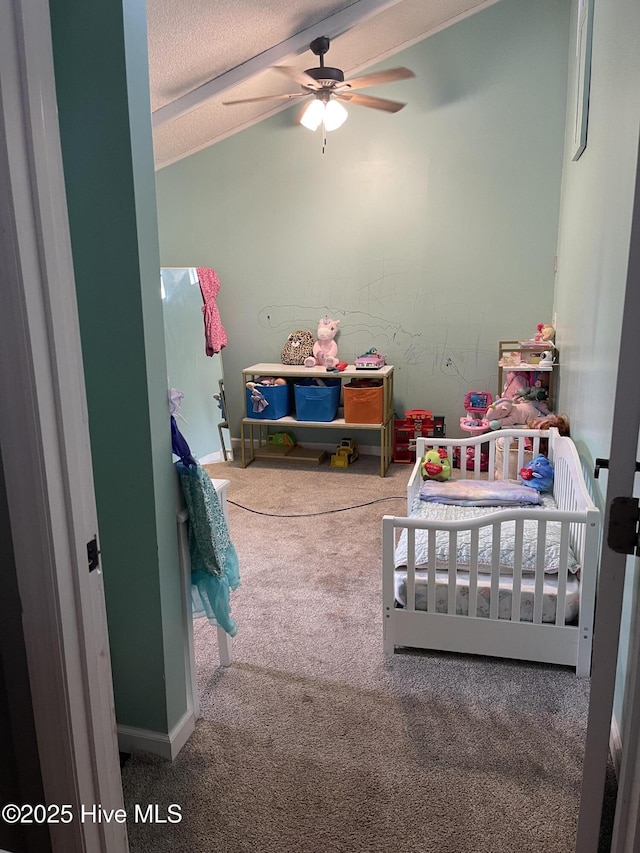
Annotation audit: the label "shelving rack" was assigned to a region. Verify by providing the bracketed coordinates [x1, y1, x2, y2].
[241, 363, 394, 477]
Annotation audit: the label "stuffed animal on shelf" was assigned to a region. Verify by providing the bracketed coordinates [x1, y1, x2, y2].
[486, 397, 542, 430]
[420, 448, 452, 481]
[502, 371, 530, 399]
[519, 454, 554, 492]
[304, 316, 340, 369]
[515, 374, 550, 413]
[281, 330, 315, 365]
[535, 323, 555, 344]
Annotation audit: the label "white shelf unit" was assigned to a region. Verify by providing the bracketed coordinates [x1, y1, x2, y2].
[241, 362, 394, 477]
[497, 340, 558, 411]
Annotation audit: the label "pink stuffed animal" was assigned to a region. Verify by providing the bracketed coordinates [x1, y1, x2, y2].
[304, 316, 340, 368]
[486, 397, 542, 430]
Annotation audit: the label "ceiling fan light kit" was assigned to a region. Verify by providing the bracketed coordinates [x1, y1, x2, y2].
[300, 96, 348, 132]
[223, 35, 415, 138]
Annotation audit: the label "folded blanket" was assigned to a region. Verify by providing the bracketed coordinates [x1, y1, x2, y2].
[419, 478, 541, 506]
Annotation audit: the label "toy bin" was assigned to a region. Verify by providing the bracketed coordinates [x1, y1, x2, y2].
[343, 381, 383, 424]
[293, 378, 341, 422]
[245, 383, 292, 420]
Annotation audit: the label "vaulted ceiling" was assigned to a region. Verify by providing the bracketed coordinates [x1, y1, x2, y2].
[147, 0, 499, 169]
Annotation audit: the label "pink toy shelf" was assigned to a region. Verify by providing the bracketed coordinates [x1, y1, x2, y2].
[460, 390, 492, 436]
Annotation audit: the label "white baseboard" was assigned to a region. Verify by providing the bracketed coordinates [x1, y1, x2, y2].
[610, 711, 622, 778]
[198, 450, 224, 465]
[117, 708, 195, 760]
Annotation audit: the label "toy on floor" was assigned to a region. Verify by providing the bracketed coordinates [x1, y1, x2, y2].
[453, 445, 490, 472]
[305, 316, 340, 369]
[420, 448, 451, 481]
[267, 431, 297, 448]
[460, 390, 492, 435]
[519, 454, 554, 492]
[330, 438, 359, 468]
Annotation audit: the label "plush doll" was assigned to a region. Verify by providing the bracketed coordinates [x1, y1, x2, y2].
[535, 323, 555, 343]
[502, 371, 530, 399]
[281, 330, 315, 365]
[515, 374, 550, 413]
[420, 448, 452, 481]
[486, 397, 542, 430]
[519, 454, 554, 492]
[304, 316, 340, 369]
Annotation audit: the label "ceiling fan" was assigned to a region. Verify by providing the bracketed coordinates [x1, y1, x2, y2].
[223, 36, 415, 133]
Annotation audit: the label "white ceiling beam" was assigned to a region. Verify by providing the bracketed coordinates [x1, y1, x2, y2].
[152, 0, 405, 129]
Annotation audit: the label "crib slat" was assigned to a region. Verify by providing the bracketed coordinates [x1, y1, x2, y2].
[488, 440, 496, 482]
[473, 442, 482, 477]
[501, 437, 512, 481]
[511, 517, 524, 622]
[490, 523, 500, 620]
[556, 522, 570, 626]
[469, 527, 479, 617]
[533, 520, 547, 624]
[448, 530, 457, 614]
[406, 528, 416, 611]
[428, 528, 437, 614]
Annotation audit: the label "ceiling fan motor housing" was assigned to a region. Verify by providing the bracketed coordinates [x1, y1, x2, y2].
[304, 66, 345, 87]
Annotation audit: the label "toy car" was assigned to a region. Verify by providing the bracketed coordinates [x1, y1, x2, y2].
[330, 439, 359, 468]
[355, 348, 386, 369]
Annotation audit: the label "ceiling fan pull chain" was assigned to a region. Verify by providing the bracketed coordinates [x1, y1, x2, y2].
[322, 127, 327, 154]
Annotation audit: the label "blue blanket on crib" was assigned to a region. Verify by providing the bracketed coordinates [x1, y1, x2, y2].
[419, 478, 541, 507]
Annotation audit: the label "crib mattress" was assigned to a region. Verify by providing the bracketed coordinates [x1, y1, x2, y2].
[394, 569, 580, 623]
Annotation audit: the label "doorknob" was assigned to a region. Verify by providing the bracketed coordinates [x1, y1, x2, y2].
[594, 458, 640, 479]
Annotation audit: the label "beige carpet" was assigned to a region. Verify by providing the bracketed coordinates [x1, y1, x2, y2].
[120, 454, 615, 852]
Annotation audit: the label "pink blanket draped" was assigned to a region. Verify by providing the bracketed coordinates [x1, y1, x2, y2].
[196, 267, 228, 356]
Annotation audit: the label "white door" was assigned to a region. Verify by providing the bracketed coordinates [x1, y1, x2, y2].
[575, 133, 640, 849]
[0, 1, 127, 851]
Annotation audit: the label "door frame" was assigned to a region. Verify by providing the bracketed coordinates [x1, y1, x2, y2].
[0, 1, 127, 850]
[575, 127, 640, 849]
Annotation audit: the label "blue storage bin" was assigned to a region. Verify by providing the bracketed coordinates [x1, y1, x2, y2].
[293, 379, 341, 422]
[245, 383, 291, 420]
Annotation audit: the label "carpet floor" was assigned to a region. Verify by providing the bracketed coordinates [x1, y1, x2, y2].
[120, 454, 616, 852]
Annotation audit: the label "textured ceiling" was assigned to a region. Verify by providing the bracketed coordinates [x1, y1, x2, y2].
[147, 0, 500, 169]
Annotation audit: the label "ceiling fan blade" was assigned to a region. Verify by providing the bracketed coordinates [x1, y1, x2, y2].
[223, 92, 307, 106]
[272, 65, 321, 90]
[337, 67, 415, 92]
[335, 92, 406, 113]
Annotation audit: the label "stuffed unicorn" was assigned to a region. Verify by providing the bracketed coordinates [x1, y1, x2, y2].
[305, 316, 340, 369]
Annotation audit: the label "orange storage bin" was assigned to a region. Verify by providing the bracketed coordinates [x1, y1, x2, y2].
[343, 382, 383, 424]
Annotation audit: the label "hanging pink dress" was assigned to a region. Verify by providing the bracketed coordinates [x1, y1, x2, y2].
[196, 267, 228, 356]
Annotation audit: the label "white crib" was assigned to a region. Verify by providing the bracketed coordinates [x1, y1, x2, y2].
[382, 429, 601, 676]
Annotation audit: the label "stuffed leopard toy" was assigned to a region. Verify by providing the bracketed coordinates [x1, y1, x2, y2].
[281, 330, 315, 365]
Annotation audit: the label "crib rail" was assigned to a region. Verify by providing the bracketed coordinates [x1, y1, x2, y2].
[383, 430, 601, 676]
[385, 507, 584, 623]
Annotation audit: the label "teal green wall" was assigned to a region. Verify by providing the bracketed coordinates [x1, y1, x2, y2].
[50, 0, 187, 733]
[162, 269, 224, 459]
[156, 0, 570, 440]
[553, 0, 640, 729]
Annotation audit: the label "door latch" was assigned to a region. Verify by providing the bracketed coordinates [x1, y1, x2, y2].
[595, 458, 640, 478]
[608, 497, 640, 556]
[87, 536, 101, 572]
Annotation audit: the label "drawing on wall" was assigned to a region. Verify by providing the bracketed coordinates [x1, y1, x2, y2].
[255, 302, 496, 426]
[572, 0, 594, 161]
